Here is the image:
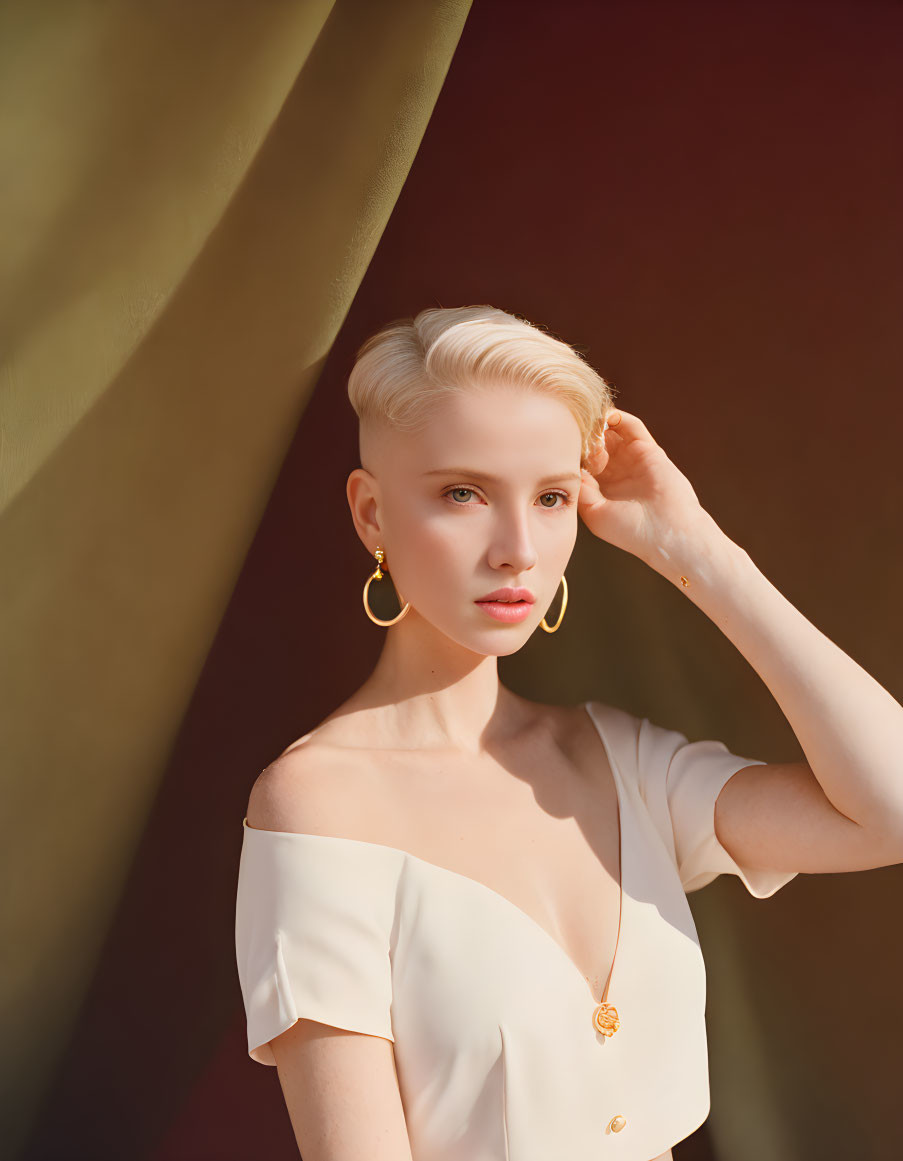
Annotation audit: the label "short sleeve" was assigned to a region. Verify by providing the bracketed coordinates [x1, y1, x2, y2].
[635, 717, 799, 898]
[235, 820, 401, 1065]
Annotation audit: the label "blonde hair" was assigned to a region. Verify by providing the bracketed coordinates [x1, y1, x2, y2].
[347, 305, 617, 464]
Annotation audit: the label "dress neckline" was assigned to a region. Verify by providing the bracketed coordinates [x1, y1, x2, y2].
[242, 699, 625, 1011]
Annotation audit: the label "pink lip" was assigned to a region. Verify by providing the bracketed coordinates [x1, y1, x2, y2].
[476, 587, 536, 603]
[475, 600, 534, 624]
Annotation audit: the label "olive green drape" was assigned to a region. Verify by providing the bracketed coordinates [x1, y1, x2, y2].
[0, 0, 472, 1152]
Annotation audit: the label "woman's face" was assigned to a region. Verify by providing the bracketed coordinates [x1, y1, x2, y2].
[350, 385, 584, 656]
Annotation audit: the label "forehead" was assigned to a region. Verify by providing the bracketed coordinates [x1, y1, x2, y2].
[389, 387, 583, 471]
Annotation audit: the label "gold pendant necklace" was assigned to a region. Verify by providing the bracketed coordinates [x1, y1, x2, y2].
[590, 788, 623, 1038]
[592, 1000, 620, 1037]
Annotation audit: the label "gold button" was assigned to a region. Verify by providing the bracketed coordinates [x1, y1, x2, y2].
[608, 1114, 627, 1133]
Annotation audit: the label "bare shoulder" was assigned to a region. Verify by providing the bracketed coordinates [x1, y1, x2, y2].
[245, 708, 386, 836]
[246, 744, 332, 834]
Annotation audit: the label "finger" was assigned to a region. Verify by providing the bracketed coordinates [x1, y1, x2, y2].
[583, 439, 610, 475]
[578, 469, 608, 509]
[603, 408, 657, 446]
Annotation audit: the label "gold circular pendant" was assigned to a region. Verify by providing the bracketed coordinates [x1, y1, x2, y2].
[592, 1001, 620, 1037]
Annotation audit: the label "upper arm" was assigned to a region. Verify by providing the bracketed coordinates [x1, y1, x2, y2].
[633, 713, 798, 896]
[271, 1018, 413, 1161]
[715, 759, 903, 875]
[243, 749, 411, 1160]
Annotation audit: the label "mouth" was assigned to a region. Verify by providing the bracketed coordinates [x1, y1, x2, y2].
[475, 588, 536, 604]
[474, 596, 535, 623]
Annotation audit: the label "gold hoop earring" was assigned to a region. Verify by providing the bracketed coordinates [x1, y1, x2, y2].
[363, 546, 410, 627]
[540, 574, 568, 633]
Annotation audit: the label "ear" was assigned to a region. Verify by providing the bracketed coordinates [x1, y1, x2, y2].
[346, 467, 382, 553]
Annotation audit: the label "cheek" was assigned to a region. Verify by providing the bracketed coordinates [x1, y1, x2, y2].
[410, 517, 467, 580]
[385, 506, 467, 590]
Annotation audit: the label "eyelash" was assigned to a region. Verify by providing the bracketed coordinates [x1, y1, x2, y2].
[441, 486, 575, 511]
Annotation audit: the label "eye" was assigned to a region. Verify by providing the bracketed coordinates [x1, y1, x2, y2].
[444, 487, 480, 505]
[441, 487, 574, 510]
[538, 491, 573, 509]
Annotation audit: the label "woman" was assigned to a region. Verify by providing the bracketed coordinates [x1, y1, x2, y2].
[235, 305, 903, 1161]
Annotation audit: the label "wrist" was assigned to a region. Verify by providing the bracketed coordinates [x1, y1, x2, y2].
[648, 509, 748, 590]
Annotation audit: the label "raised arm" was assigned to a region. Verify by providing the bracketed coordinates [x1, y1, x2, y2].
[578, 408, 903, 874]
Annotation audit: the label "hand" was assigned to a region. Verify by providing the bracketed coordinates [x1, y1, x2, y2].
[577, 408, 714, 572]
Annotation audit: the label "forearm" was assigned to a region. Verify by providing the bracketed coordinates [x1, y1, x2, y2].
[652, 511, 903, 833]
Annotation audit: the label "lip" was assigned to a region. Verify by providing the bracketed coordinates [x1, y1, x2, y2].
[475, 587, 536, 604]
[475, 600, 534, 624]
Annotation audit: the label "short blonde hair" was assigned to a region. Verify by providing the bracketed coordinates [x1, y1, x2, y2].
[347, 305, 617, 464]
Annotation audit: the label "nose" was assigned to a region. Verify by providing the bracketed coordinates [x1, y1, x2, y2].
[486, 507, 539, 574]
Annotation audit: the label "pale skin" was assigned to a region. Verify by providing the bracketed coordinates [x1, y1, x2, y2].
[248, 385, 903, 1161]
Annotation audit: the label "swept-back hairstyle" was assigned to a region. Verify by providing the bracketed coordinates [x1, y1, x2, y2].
[347, 305, 617, 465]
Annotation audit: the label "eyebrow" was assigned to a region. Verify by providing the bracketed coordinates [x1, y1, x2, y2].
[422, 467, 583, 486]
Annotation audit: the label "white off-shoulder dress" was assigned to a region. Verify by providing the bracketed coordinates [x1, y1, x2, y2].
[235, 700, 798, 1161]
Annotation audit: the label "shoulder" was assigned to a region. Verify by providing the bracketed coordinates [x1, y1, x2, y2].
[546, 698, 642, 761]
[246, 727, 384, 836]
[538, 697, 639, 732]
